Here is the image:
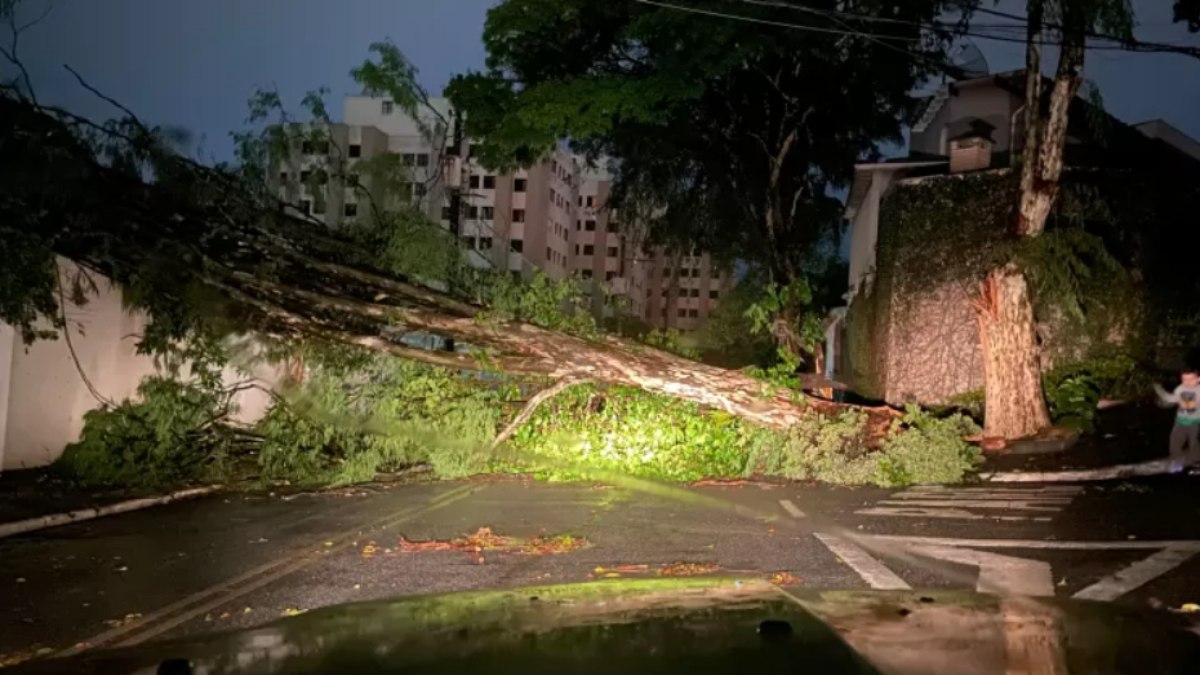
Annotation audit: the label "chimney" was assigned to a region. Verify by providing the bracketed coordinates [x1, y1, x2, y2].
[948, 118, 996, 173]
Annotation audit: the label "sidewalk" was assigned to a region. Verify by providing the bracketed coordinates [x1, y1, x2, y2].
[0, 468, 158, 523]
[981, 402, 1175, 476]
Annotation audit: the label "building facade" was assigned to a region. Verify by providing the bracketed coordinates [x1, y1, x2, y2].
[282, 94, 730, 330]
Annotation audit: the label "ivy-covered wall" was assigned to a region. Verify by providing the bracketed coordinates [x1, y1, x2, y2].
[846, 166, 1200, 406]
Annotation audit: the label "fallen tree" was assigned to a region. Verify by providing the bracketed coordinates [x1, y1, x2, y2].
[2, 92, 874, 431]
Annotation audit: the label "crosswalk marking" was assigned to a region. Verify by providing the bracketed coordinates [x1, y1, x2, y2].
[816, 533, 1200, 601]
[1072, 546, 1200, 601]
[856, 485, 1083, 521]
[909, 545, 1055, 596]
[779, 499, 806, 518]
[814, 533, 911, 590]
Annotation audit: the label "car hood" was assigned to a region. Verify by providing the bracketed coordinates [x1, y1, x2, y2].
[11, 578, 1200, 674]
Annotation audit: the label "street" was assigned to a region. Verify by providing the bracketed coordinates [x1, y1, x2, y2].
[4, 476, 1200, 662]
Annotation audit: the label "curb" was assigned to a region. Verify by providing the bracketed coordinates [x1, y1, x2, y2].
[980, 459, 1172, 483]
[0, 486, 219, 539]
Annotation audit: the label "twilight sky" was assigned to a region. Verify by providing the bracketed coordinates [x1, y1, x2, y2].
[8, 0, 1200, 162]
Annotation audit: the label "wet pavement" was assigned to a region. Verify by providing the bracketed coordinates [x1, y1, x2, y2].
[3, 474, 1200, 664]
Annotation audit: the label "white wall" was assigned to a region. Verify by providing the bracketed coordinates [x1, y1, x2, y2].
[0, 260, 282, 471]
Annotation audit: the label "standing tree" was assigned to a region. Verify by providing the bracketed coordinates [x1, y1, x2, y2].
[446, 0, 971, 370]
[977, 0, 1132, 439]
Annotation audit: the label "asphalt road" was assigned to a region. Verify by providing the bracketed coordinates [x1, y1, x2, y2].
[3, 475, 1200, 664]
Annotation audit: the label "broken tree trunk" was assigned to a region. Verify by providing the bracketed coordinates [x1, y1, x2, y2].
[976, 266, 1051, 440]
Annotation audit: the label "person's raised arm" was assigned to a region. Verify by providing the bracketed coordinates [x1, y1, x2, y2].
[1154, 383, 1179, 404]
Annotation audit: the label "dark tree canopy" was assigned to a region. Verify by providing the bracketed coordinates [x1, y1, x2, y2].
[448, 0, 970, 282]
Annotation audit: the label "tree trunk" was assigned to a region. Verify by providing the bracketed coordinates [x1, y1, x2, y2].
[977, 265, 1051, 439]
[982, 0, 1088, 439]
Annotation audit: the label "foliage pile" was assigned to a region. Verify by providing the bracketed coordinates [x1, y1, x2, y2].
[57, 355, 982, 490]
[503, 384, 980, 487]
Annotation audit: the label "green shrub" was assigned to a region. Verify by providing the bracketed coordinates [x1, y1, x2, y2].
[57, 377, 233, 488]
[256, 354, 505, 486]
[504, 385, 749, 481]
[642, 328, 700, 360]
[870, 406, 982, 487]
[1042, 352, 1145, 431]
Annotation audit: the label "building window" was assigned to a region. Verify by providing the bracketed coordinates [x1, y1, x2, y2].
[586, 195, 595, 207]
[348, 144, 361, 158]
[311, 199, 325, 215]
[584, 219, 596, 231]
[479, 237, 493, 250]
[691, 268, 701, 278]
[344, 203, 358, 217]
[279, 171, 288, 182]
[299, 199, 311, 214]
[583, 244, 595, 255]
[468, 206, 479, 218]
[442, 206, 453, 220]
[574, 244, 580, 255]
[577, 196, 583, 207]
[662, 289, 669, 297]
[605, 271, 616, 281]
[301, 140, 313, 155]
[510, 239, 523, 253]
[607, 221, 618, 232]
[401, 153, 416, 167]
[381, 100, 394, 114]
[410, 182, 427, 198]
[690, 288, 700, 297]
[575, 220, 582, 230]
[688, 309, 699, 318]
[416, 154, 429, 167]
[482, 175, 495, 189]
[546, 246, 552, 261]
[711, 269, 721, 279]
[582, 269, 594, 280]
[663, 268, 671, 277]
[549, 188, 556, 204]
[469, 175, 480, 189]
[514, 178, 527, 192]
[709, 290, 719, 300]
[464, 236, 476, 249]
[346, 173, 359, 186]
[513, 209, 525, 223]
[481, 206, 494, 220]
[469, 143, 480, 157]
[300, 170, 311, 183]
[607, 246, 618, 257]
[678, 309, 687, 318]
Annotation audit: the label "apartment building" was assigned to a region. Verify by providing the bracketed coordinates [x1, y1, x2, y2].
[281, 94, 727, 329]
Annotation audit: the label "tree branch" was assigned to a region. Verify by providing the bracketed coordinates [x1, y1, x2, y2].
[491, 377, 588, 450]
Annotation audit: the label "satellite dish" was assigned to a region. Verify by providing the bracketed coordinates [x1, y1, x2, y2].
[948, 38, 989, 79]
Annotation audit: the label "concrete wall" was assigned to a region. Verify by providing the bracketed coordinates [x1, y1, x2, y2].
[0, 260, 281, 471]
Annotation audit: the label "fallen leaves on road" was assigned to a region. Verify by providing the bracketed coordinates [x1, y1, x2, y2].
[657, 562, 721, 577]
[390, 527, 589, 562]
[0, 648, 54, 668]
[102, 613, 142, 628]
[281, 607, 307, 617]
[768, 571, 802, 586]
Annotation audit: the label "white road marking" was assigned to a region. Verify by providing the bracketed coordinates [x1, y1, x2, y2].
[857, 485, 1082, 521]
[779, 499, 805, 518]
[863, 535, 1200, 551]
[815, 534, 1200, 601]
[1072, 546, 1200, 601]
[910, 545, 1055, 596]
[857, 506, 987, 520]
[900, 486, 1084, 496]
[814, 533, 911, 590]
[877, 499, 1065, 511]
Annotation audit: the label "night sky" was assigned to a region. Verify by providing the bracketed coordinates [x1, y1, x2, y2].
[8, 0, 1199, 162]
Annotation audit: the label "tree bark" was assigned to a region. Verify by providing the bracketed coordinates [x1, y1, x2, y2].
[977, 266, 1051, 439]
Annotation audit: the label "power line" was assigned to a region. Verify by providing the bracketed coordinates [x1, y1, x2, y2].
[633, 0, 1200, 59]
